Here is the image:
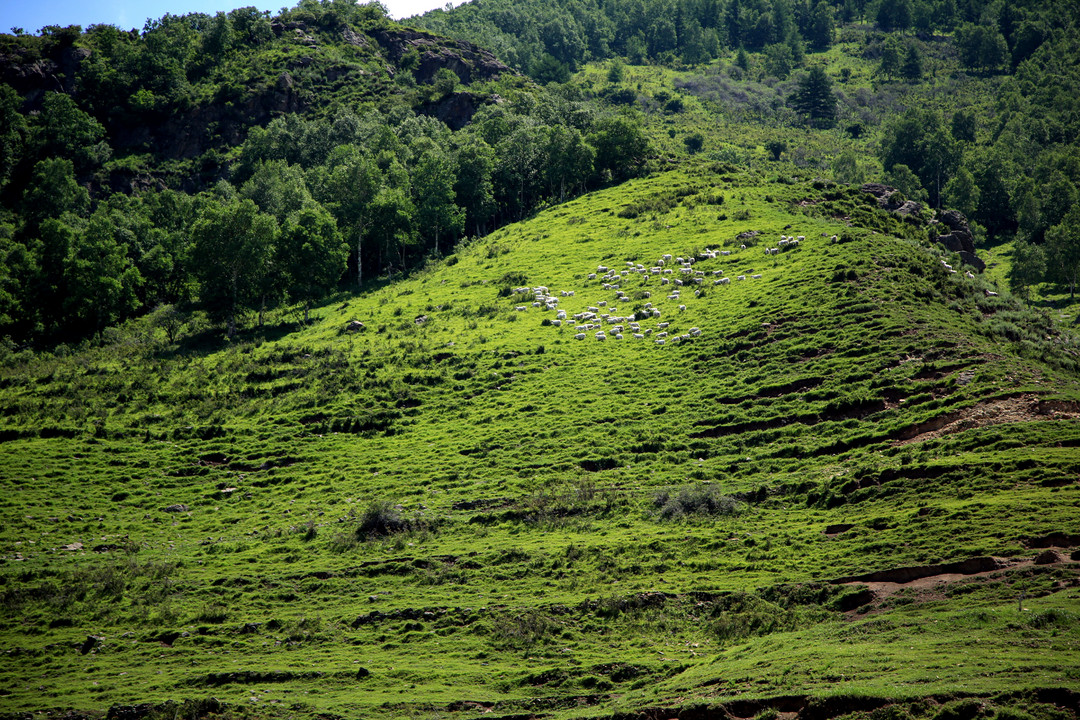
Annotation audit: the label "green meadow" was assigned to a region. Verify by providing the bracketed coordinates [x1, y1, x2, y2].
[2, 167, 1078, 719]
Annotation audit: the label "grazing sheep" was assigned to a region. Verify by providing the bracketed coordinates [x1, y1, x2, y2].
[751, 274, 761, 279]
[574, 333, 586, 340]
[736, 275, 746, 281]
[721, 250, 731, 256]
[552, 319, 562, 326]
[679, 304, 686, 311]
[655, 338, 666, 345]
[658, 322, 670, 329]
[515, 306, 527, 311]
[615, 333, 623, 340]
[633, 333, 644, 339]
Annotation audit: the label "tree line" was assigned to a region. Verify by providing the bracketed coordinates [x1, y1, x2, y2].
[414, 0, 1054, 81]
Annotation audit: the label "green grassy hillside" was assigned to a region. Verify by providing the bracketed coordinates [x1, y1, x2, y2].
[1, 166, 1079, 719]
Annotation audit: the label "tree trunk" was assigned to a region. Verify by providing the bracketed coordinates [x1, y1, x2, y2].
[356, 234, 363, 288]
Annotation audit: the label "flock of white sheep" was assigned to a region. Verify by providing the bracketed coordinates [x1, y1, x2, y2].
[509, 239, 800, 345]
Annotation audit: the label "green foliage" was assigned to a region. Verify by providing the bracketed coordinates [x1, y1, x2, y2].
[189, 196, 278, 336]
[653, 484, 744, 520]
[943, 167, 980, 218]
[901, 43, 923, 82]
[279, 205, 347, 321]
[683, 132, 705, 154]
[789, 66, 836, 129]
[884, 164, 926, 202]
[1045, 205, 1080, 299]
[1007, 240, 1046, 299]
[956, 23, 1008, 73]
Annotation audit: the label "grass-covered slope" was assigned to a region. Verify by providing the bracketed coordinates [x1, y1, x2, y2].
[1, 167, 1079, 719]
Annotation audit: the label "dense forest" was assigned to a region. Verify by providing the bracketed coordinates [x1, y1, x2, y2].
[0, 0, 1078, 348]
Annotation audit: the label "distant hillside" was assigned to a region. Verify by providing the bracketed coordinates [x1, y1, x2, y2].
[0, 166, 1078, 719]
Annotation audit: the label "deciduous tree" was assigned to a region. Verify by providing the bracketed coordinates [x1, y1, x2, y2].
[190, 197, 277, 337]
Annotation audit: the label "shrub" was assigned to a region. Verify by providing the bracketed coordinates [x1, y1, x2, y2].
[358, 500, 408, 537]
[653, 484, 744, 520]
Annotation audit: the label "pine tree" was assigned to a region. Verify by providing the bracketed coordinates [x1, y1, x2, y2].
[790, 66, 837, 128]
[901, 44, 923, 82]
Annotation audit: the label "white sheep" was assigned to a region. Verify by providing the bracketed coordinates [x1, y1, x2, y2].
[574, 333, 585, 340]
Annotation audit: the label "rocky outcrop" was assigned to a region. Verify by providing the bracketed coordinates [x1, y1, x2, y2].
[419, 91, 502, 130]
[369, 27, 514, 85]
[861, 185, 986, 272]
[861, 183, 922, 215]
[0, 44, 89, 110]
[935, 209, 985, 272]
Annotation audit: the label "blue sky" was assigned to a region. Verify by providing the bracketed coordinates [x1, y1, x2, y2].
[2, 0, 455, 34]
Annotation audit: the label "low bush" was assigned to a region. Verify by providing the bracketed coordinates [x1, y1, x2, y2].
[653, 483, 744, 520]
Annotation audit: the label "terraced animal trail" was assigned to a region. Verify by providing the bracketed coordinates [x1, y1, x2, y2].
[1, 169, 1079, 720]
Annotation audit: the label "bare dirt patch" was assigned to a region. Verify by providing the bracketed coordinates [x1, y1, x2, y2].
[893, 394, 1080, 446]
[836, 553, 1080, 609]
